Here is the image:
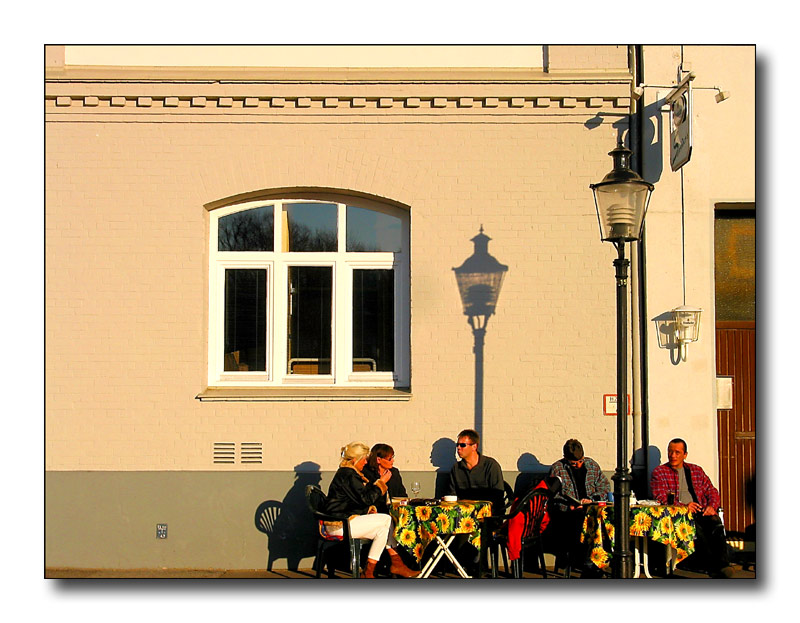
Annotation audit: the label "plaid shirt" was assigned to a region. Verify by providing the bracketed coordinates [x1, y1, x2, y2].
[549, 457, 610, 512]
[650, 462, 721, 509]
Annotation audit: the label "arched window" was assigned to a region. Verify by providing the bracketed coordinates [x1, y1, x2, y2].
[208, 197, 409, 389]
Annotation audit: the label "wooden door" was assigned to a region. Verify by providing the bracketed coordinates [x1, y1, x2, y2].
[715, 321, 755, 534]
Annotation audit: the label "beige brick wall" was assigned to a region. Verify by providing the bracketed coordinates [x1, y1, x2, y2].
[546, 45, 629, 71]
[46, 46, 752, 483]
[45, 70, 633, 475]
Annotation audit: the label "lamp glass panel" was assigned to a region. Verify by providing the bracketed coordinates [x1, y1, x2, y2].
[594, 183, 650, 240]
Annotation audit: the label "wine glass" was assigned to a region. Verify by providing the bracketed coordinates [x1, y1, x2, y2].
[411, 481, 421, 498]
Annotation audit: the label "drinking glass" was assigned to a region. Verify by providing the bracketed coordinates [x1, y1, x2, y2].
[411, 481, 421, 498]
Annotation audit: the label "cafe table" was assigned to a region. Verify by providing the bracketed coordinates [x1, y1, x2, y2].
[390, 499, 493, 578]
[581, 502, 696, 578]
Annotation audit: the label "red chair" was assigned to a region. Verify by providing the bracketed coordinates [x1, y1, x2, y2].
[487, 487, 551, 578]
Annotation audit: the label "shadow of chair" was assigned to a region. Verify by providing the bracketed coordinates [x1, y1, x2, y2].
[490, 481, 515, 576]
[305, 485, 371, 579]
[486, 487, 550, 579]
[254, 500, 289, 572]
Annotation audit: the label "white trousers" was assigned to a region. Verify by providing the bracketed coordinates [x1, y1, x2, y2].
[329, 513, 397, 561]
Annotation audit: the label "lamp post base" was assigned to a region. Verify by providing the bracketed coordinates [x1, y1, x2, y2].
[612, 469, 634, 578]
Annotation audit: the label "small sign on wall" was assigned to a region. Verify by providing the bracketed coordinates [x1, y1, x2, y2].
[716, 376, 733, 410]
[603, 394, 631, 416]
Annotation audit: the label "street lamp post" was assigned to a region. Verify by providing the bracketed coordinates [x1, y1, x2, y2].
[453, 227, 508, 443]
[590, 142, 653, 579]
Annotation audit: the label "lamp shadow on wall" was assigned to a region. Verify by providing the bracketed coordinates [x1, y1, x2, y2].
[652, 310, 684, 366]
[453, 227, 508, 448]
[254, 461, 321, 572]
[584, 101, 665, 185]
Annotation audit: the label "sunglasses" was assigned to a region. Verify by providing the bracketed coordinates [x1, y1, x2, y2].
[456, 442, 474, 448]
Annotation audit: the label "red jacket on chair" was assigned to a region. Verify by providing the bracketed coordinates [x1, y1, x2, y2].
[506, 480, 551, 561]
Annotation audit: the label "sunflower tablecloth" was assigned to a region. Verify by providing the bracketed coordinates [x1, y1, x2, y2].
[390, 500, 493, 563]
[581, 504, 696, 571]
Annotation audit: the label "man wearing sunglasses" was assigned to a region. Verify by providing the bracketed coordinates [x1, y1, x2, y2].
[446, 429, 505, 514]
[445, 429, 505, 577]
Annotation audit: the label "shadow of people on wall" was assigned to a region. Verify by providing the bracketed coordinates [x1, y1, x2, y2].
[634, 445, 662, 500]
[513, 452, 550, 496]
[430, 438, 457, 498]
[263, 461, 322, 571]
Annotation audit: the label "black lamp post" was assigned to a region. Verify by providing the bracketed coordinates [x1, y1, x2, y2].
[453, 227, 508, 443]
[589, 142, 653, 579]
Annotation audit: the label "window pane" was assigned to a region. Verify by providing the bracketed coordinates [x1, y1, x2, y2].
[287, 266, 332, 374]
[352, 269, 394, 372]
[346, 206, 402, 252]
[218, 207, 274, 251]
[715, 211, 755, 321]
[224, 269, 267, 371]
[285, 203, 337, 252]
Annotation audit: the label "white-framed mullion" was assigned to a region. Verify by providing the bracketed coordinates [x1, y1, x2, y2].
[280, 257, 336, 385]
[346, 254, 402, 387]
[395, 253, 410, 387]
[211, 258, 273, 386]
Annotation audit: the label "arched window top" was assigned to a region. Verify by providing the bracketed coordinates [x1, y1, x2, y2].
[214, 197, 406, 255]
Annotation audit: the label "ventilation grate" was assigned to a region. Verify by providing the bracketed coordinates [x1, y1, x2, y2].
[213, 441, 263, 464]
[240, 442, 263, 464]
[213, 442, 236, 464]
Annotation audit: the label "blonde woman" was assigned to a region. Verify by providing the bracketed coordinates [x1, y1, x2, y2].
[323, 441, 418, 578]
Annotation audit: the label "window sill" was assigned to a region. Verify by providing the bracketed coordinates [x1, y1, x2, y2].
[196, 387, 411, 402]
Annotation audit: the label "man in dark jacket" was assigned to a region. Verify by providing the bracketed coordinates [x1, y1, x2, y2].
[446, 428, 505, 514]
[446, 429, 505, 576]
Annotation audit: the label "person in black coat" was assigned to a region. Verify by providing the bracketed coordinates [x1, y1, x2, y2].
[322, 441, 418, 578]
[361, 443, 407, 514]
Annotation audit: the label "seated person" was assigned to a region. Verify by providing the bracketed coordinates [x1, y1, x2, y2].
[446, 428, 505, 514]
[548, 439, 610, 576]
[322, 441, 418, 578]
[445, 429, 505, 576]
[361, 443, 407, 513]
[650, 438, 734, 578]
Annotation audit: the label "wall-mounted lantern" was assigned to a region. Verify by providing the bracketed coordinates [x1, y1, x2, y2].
[654, 305, 703, 362]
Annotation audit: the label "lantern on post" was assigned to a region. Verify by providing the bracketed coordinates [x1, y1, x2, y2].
[589, 141, 654, 579]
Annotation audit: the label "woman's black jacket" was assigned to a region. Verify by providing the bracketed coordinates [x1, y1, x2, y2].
[323, 466, 388, 516]
[361, 466, 407, 513]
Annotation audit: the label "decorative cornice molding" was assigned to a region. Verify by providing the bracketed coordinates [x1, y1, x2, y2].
[46, 93, 632, 114]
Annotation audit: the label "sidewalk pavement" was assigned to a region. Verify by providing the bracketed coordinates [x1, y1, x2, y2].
[46, 557, 755, 579]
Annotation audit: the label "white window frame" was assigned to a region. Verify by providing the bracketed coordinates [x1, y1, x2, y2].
[208, 198, 409, 389]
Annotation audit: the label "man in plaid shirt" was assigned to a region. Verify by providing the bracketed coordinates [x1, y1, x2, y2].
[650, 438, 733, 577]
[547, 439, 611, 577]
